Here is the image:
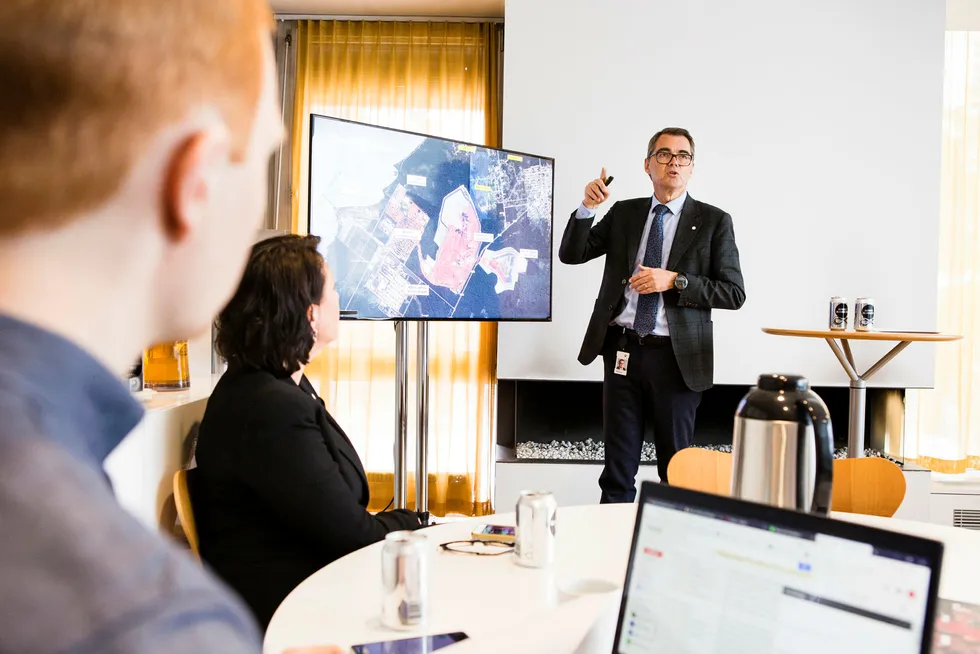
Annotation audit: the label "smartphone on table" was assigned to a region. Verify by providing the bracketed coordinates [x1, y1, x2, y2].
[350, 632, 468, 653]
[470, 524, 516, 544]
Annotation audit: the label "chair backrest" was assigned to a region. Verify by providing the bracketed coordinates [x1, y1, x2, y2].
[831, 457, 906, 517]
[173, 468, 200, 559]
[666, 449, 906, 518]
[666, 447, 732, 495]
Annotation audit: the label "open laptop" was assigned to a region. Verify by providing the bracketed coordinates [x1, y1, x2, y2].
[612, 482, 944, 654]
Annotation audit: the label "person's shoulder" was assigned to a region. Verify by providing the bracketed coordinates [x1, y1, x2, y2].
[0, 435, 260, 652]
[603, 197, 650, 218]
[621, 197, 652, 210]
[201, 369, 319, 447]
[0, 377, 40, 444]
[212, 368, 313, 414]
[688, 196, 729, 218]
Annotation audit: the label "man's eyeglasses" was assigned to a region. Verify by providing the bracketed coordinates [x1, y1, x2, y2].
[647, 150, 693, 166]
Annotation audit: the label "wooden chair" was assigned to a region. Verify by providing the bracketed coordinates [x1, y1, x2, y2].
[172, 469, 200, 559]
[666, 447, 732, 495]
[831, 457, 906, 517]
[666, 448, 906, 518]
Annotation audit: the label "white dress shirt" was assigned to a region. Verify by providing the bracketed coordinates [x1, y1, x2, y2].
[576, 191, 687, 336]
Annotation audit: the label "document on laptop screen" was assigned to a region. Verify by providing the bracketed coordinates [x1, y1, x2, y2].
[617, 499, 934, 654]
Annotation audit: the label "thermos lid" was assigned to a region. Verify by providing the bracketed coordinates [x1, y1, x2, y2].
[757, 374, 809, 392]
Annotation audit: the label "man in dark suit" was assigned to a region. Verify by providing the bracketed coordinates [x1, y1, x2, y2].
[559, 127, 745, 503]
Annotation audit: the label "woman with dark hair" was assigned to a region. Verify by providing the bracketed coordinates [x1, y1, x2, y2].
[193, 234, 420, 630]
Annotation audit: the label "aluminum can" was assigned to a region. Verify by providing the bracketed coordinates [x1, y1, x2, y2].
[381, 531, 428, 629]
[855, 297, 875, 332]
[829, 297, 848, 331]
[514, 490, 557, 568]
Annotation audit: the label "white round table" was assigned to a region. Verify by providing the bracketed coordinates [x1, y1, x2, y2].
[264, 505, 980, 654]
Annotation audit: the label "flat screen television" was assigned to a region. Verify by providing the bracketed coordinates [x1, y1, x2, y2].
[307, 114, 554, 321]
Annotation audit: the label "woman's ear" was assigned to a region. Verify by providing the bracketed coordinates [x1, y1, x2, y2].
[307, 304, 320, 338]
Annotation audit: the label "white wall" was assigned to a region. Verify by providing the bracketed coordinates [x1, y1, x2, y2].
[106, 398, 208, 531]
[500, 0, 945, 388]
[947, 0, 980, 30]
[107, 334, 215, 532]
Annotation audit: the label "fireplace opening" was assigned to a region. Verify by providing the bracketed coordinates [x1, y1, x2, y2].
[497, 379, 904, 465]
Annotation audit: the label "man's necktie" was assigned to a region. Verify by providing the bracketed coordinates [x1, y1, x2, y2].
[632, 204, 670, 336]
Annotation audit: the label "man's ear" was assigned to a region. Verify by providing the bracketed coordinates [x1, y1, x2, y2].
[162, 130, 230, 242]
[643, 157, 651, 176]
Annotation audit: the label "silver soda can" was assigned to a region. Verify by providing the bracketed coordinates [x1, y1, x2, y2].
[381, 531, 428, 630]
[829, 297, 849, 331]
[855, 297, 875, 332]
[514, 490, 557, 568]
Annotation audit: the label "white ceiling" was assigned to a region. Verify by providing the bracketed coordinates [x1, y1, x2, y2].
[274, 0, 974, 26]
[270, 0, 504, 18]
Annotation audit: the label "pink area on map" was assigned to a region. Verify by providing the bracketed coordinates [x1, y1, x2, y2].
[420, 186, 482, 294]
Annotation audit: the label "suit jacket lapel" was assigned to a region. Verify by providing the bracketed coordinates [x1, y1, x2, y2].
[299, 375, 370, 495]
[667, 195, 702, 271]
[625, 197, 653, 274]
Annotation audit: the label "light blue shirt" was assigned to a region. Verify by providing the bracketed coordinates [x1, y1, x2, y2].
[0, 314, 262, 653]
[576, 191, 687, 335]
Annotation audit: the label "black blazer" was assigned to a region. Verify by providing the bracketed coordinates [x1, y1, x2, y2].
[193, 367, 420, 630]
[558, 194, 745, 392]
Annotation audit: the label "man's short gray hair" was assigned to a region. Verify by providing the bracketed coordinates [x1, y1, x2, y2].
[647, 128, 695, 158]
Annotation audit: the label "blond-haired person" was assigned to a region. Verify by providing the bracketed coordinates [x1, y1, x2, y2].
[0, 2, 337, 652]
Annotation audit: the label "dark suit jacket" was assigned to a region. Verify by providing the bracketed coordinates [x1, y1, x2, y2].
[558, 194, 745, 392]
[193, 367, 420, 630]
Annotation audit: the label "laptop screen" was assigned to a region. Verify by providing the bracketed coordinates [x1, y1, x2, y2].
[617, 491, 939, 654]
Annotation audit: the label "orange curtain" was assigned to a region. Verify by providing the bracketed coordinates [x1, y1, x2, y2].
[290, 20, 502, 515]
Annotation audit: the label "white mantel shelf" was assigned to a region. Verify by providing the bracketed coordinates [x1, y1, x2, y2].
[134, 373, 222, 414]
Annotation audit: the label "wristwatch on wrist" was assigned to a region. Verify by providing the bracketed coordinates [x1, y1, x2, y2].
[674, 273, 689, 291]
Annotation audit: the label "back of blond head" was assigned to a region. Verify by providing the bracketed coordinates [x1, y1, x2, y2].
[0, 0, 272, 234]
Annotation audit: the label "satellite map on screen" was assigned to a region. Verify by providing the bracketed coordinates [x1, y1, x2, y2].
[308, 116, 553, 320]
